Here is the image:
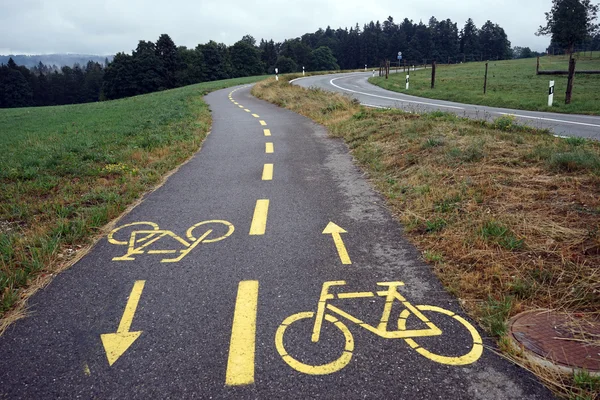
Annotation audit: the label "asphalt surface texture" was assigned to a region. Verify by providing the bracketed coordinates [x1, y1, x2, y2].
[0, 85, 555, 399]
[293, 71, 600, 140]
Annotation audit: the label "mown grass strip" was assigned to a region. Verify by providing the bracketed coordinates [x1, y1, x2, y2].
[252, 76, 600, 399]
[370, 55, 600, 115]
[0, 75, 268, 323]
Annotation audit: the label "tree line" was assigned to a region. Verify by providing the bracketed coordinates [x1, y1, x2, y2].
[2, 13, 598, 108]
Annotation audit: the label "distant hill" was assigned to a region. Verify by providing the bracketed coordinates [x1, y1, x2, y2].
[0, 54, 114, 68]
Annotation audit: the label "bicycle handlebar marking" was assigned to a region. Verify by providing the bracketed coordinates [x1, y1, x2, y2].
[107, 220, 234, 263]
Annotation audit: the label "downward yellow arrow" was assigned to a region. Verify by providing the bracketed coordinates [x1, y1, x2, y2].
[101, 280, 145, 366]
[323, 222, 352, 265]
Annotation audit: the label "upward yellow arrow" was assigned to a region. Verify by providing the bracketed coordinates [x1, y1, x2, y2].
[322, 222, 352, 265]
[100, 280, 145, 366]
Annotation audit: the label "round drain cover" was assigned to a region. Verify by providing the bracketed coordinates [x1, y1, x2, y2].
[509, 310, 600, 374]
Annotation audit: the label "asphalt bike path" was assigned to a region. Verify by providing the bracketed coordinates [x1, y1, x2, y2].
[0, 85, 554, 398]
[293, 72, 600, 140]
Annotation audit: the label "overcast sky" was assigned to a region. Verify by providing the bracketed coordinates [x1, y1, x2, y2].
[1, 0, 557, 55]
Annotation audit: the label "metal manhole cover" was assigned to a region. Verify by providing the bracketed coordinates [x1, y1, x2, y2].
[509, 310, 600, 373]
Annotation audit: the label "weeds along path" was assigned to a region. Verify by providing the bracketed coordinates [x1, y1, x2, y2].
[253, 77, 600, 399]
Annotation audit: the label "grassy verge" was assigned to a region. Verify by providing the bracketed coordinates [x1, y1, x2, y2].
[0, 75, 268, 325]
[370, 55, 600, 115]
[253, 76, 600, 399]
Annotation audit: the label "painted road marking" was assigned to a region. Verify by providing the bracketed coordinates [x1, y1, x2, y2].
[252, 114, 260, 118]
[100, 280, 145, 366]
[262, 164, 273, 180]
[259, 120, 267, 126]
[234, 102, 239, 105]
[108, 220, 235, 263]
[275, 280, 483, 375]
[249, 200, 269, 235]
[263, 129, 271, 136]
[329, 76, 465, 110]
[244, 109, 251, 112]
[322, 222, 351, 265]
[265, 143, 274, 154]
[226, 280, 259, 386]
[497, 112, 600, 128]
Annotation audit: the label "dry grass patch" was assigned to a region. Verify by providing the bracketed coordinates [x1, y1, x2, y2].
[253, 77, 600, 399]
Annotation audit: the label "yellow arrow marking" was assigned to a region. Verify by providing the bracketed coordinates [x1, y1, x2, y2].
[225, 280, 259, 386]
[100, 280, 145, 366]
[322, 222, 351, 265]
[263, 129, 271, 136]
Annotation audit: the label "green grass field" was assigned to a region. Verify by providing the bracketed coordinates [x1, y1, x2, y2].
[370, 54, 600, 115]
[0, 75, 267, 318]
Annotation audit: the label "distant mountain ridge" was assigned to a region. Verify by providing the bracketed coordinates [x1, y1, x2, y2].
[0, 54, 114, 68]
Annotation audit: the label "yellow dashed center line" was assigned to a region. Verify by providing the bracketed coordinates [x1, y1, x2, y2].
[239, 105, 244, 108]
[259, 120, 267, 126]
[244, 109, 251, 112]
[249, 199, 269, 235]
[263, 129, 271, 136]
[225, 280, 259, 386]
[252, 114, 260, 118]
[262, 164, 273, 181]
[265, 143, 274, 154]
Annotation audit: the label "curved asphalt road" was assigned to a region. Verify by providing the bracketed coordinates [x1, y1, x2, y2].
[293, 72, 600, 140]
[0, 85, 554, 398]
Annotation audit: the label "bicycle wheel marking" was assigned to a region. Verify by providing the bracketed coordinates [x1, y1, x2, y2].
[107, 220, 234, 263]
[275, 312, 354, 375]
[398, 306, 483, 366]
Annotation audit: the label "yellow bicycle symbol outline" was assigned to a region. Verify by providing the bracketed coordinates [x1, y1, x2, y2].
[275, 280, 483, 375]
[107, 220, 234, 263]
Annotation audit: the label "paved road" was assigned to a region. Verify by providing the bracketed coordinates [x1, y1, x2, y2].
[0, 86, 554, 398]
[293, 72, 600, 140]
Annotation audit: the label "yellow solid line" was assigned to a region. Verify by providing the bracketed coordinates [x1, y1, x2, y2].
[249, 199, 269, 235]
[262, 164, 273, 180]
[117, 280, 145, 333]
[252, 114, 260, 118]
[263, 129, 271, 136]
[265, 143, 274, 154]
[225, 280, 259, 386]
[259, 120, 267, 126]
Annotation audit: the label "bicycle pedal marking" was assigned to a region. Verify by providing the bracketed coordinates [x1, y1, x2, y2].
[107, 220, 234, 263]
[275, 280, 484, 375]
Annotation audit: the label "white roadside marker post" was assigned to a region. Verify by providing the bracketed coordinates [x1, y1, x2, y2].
[406, 74, 410, 90]
[372, 70, 375, 77]
[365, 64, 367, 71]
[275, 67, 279, 81]
[303, 66, 305, 76]
[548, 80, 555, 107]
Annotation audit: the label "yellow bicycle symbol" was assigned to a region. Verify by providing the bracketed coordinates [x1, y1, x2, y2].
[107, 220, 234, 263]
[275, 281, 483, 375]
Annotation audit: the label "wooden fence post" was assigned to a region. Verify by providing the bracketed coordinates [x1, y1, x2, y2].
[484, 62, 488, 94]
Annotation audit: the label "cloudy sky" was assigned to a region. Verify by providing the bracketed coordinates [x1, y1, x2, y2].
[1, 0, 555, 55]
